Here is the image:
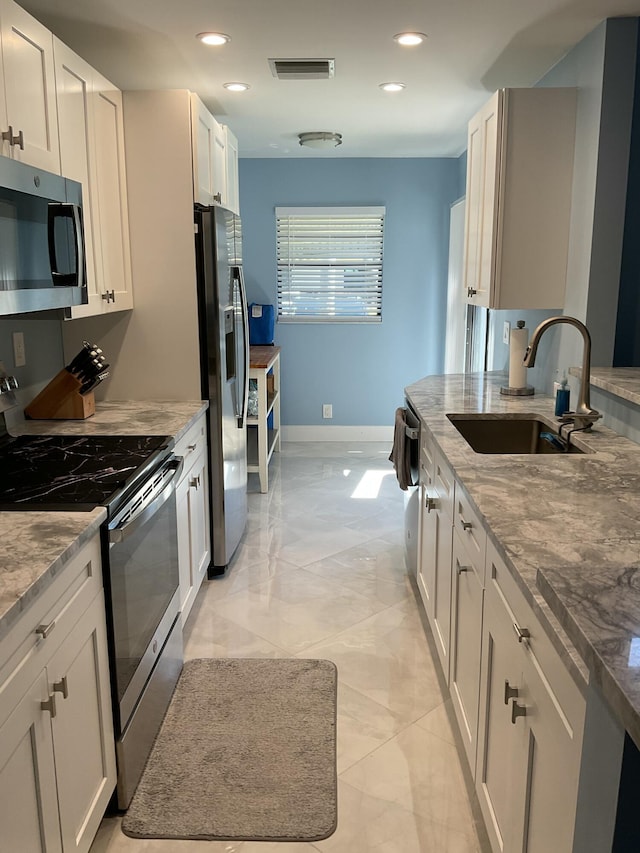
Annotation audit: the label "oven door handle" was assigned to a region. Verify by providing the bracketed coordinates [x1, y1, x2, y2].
[108, 457, 184, 544]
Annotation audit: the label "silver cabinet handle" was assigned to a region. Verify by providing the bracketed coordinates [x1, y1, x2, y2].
[213, 191, 222, 203]
[101, 291, 111, 301]
[190, 475, 200, 489]
[187, 443, 197, 452]
[513, 623, 531, 643]
[53, 676, 68, 699]
[425, 496, 437, 512]
[41, 694, 57, 718]
[457, 564, 470, 575]
[35, 621, 56, 639]
[460, 518, 473, 531]
[511, 701, 527, 724]
[504, 680, 519, 705]
[2, 125, 24, 148]
[467, 286, 477, 298]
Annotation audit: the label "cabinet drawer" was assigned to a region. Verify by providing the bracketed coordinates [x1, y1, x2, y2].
[0, 534, 102, 727]
[453, 484, 486, 583]
[174, 413, 207, 476]
[485, 539, 585, 730]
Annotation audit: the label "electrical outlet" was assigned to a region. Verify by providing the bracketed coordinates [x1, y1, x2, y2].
[503, 321, 511, 346]
[12, 332, 25, 367]
[322, 403, 332, 419]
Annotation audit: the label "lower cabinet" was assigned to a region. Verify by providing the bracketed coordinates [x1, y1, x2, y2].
[0, 534, 116, 853]
[176, 412, 211, 624]
[415, 423, 587, 853]
[476, 541, 586, 853]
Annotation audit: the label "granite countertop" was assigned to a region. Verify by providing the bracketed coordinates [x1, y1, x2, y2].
[0, 400, 208, 643]
[570, 366, 640, 406]
[406, 372, 640, 746]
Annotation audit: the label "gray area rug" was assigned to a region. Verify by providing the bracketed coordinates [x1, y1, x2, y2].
[121, 657, 338, 841]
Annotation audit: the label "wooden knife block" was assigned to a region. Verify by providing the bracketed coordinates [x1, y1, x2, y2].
[24, 369, 95, 420]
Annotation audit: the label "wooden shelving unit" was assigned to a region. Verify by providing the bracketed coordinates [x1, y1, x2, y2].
[247, 345, 281, 492]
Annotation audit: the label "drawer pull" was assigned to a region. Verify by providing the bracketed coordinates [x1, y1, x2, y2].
[461, 518, 473, 531]
[35, 621, 56, 639]
[511, 701, 527, 724]
[504, 680, 519, 705]
[425, 496, 437, 512]
[188, 443, 197, 452]
[53, 676, 68, 699]
[467, 286, 478, 298]
[190, 475, 200, 489]
[457, 564, 470, 575]
[513, 623, 531, 643]
[41, 694, 57, 718]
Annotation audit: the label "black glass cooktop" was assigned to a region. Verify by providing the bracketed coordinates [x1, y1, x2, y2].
[0, 434, 171, 511]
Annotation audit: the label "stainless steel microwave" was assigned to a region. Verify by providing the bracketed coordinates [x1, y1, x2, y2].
[0, 158, 87, 315]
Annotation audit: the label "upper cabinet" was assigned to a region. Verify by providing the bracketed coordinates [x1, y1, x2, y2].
[463, 88, 576, 310]
[0, 0, 60, 172]
[54, 39, 133, 318]
[191, 93, 239, 213]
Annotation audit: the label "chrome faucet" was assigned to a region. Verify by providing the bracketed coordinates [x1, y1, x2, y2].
[523, 316, 601, 430]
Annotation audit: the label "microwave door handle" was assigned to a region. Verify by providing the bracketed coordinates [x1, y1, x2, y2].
[108, 457, 184, 544]
[48, 203, 84, 287]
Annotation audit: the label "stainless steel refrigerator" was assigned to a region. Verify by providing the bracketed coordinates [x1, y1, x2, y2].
[194, 204, 249, 575]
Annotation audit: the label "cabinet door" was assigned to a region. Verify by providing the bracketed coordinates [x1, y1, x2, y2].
[0, 0, 60, 172]
[191, 94, 216, 205]
[417, 456, 436, 617]
[463, 90, 502, 308]
[92, 75, 133, 311]
[49, 592, 116, 853]
[430, 454, 455, 679]
[0, 671, 62, 853]
[450, 529, 484, 772]
[224, 125, 239, 214]
[53, 39, 104, 319]
[476, 575, 524, 853]
[212, 120, 227, 206]
[178, 451, 211, 624]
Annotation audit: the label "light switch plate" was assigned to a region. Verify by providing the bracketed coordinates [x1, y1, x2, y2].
[503, 321, 511, 345]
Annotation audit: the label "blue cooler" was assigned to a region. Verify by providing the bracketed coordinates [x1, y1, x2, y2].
[249, 304, 275, 345]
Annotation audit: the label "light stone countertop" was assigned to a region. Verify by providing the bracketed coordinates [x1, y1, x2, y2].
[0, 400, 208, 642]
[406, 372, 640, 747]
[570, 366, 640, 406]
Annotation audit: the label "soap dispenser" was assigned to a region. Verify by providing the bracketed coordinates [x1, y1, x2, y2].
[554, 373, 570, 417]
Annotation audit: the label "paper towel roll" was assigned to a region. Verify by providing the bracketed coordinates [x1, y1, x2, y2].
[508, 326, 528, 389]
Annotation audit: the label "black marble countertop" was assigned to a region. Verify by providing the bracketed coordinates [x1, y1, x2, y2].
[406, 372, 640, 747]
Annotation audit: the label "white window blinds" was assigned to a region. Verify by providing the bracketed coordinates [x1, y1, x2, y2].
[276, 206, 385, 322]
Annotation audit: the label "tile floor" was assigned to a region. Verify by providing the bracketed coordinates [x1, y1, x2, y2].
[91, 442, 490, 853]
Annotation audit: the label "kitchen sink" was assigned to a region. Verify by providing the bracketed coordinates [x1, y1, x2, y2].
[446, 414, 586, 454]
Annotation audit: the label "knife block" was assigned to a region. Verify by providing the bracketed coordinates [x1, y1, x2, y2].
[24, 369, 96, 420]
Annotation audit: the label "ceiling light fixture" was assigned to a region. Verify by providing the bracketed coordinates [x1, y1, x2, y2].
[379, 82, 406, 92]
[223, 82, 250, 92]
[196, 32, 231, 46]
[298, 132, 342, 149]
[393, 32, 427, 46]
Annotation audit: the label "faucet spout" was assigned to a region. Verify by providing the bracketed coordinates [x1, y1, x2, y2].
[522, 316, 601, 430]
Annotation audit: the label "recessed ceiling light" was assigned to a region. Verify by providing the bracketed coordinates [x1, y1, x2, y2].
[196, 32, 231, 46]
[393, 32, 427, 46]
[223, 82, 250, 92]
[379, 82, 406, 92]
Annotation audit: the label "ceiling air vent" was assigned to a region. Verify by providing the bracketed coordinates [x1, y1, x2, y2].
[268, 58, 335, 80]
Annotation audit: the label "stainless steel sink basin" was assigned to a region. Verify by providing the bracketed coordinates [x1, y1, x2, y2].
[446, 414, 586, 454]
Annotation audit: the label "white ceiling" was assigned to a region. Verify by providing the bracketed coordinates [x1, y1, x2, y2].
[19, 0, 640, 158]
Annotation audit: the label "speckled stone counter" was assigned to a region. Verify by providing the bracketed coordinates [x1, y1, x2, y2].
[570, 366, 640, 406]
[0, 400, 208, 642]
[406, 372, 640, 746]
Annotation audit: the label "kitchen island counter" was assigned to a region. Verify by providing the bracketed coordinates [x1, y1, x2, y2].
[0, 400, 208, 642]
[406, 372, 640, 748]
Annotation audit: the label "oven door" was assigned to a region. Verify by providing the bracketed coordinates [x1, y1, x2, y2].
[106, 454, 183, 733]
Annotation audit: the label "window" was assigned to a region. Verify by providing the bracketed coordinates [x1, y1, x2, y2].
[276, 206, 385, 322]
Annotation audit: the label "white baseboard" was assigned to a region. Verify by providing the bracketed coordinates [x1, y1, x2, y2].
[281, 425, 394, 442]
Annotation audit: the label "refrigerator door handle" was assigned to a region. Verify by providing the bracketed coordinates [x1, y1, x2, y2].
[233, 265, 250, 428]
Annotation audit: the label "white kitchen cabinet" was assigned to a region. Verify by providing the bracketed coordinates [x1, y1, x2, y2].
[54, 39, 133, 318]
[463, 87, 576, 310]
[175, 412, 211, 624]
[0, 534, 116, 853]
[224, 124, 240, 214]
[449, 512, 486, 771]
[0, 0, 60, 172]
[476, 540, 586, 853]
[416, 432, 455, 680]
[191, 93, 227, 207]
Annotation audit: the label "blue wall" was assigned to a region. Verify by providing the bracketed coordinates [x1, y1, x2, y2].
[239, 158, 461, 427]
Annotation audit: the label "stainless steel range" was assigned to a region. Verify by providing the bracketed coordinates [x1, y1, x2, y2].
[0, 421, 184, 807]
